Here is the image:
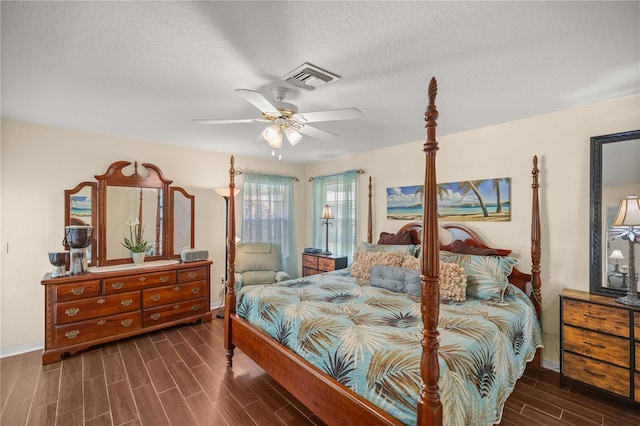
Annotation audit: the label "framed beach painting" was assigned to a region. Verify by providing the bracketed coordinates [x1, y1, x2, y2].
[438, 178, 511, 221]
[386, 185, 424, 220]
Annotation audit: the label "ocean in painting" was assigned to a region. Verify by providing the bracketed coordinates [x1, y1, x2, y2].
[70, 196, 92, 217]
[439, 202, 510, 216]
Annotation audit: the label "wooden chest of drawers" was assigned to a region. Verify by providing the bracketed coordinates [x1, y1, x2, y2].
[41, 260, 212, 364]
[302, 253, 348, 277]
[560, 289, 640, 402]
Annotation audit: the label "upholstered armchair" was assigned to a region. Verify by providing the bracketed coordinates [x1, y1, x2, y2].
[234, 242, 291, 288]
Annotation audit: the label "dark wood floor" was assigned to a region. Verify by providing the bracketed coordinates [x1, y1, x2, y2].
[2, 318, 640, 426]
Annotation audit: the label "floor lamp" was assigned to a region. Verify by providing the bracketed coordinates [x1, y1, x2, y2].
[214, 187, 240, 317]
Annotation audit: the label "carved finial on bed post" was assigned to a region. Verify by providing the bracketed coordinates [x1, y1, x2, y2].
[367, 176, 373, 244]
[224, 155, 237, 367]
[418, 76, 443, 426]
[530, 155, 542, 320]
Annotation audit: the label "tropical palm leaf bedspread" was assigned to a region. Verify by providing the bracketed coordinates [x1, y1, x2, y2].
[236, 269, 542, 425]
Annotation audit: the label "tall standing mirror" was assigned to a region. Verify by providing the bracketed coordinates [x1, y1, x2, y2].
[590, 130, 640, 296]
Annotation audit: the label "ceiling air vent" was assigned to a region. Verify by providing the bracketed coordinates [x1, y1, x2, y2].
[282, 63, 340, 91]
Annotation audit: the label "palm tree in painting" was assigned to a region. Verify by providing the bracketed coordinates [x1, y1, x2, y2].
[458, 180, 489, 217]
[416, 184, 450, 217]
[491, 178, 505, 213]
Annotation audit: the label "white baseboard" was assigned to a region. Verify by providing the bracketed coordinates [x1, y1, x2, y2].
[0, 341, 43, 358]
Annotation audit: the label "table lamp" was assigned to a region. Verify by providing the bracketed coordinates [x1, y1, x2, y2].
[609, 250, 624, 273]
[320, 204, 333, 255]
[611, 194, 640, 306]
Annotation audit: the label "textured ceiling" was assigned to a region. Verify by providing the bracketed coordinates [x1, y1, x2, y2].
[2, 1, 639, 164]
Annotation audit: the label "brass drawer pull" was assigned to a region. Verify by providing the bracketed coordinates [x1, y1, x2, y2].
[173, 304, 181, 310]
[121, 299, 133, 307]
[191, 304, 200, 312]
[65, 330, 79, 339]
[159, 276, 170, 283]
[71, 287, 85, 296]
[151, 294, 161, 301]
[191, 287, 200, 294]
[139, 277, 147, 282]
[188, 272, 197, 279]
[97, 320, 106, 325]
[151, 313, 161, 321]
[65, 307, 80, 317]
[97, 298, 106, 304]
[112, 282, 124, 289]
[583, 368, 606, 378]
[121, 319, 133, 327]
[173, 286, 180, 292]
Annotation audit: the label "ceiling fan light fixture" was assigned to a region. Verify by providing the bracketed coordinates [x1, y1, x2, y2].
[263, 124, 280, 143]
[267, 130, 282, 149]
[284, 127, 302, 146]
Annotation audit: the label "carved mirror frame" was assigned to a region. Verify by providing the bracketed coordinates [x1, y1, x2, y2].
[590, 129, 640, 296]
[64, 181, 98, 267]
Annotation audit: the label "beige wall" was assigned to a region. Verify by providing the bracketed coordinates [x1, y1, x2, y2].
[2, 94, 639, 368]
[305, 94, 640, 368]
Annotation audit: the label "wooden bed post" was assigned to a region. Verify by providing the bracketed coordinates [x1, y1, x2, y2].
[224, 155, 237, 367]
[417, 77, 443, 425]
[530, 155, 543, 369]
[367, 176, 373, 243]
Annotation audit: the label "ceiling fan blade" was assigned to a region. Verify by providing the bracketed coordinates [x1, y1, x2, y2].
[192, 118, 268, 125]
[298, 124, 338, 141]
[296, 107, 361, 123]
[235, 89, 281, 116]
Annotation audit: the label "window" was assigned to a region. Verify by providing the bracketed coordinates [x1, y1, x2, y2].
[312, 170, 358, 258]
[241, 173, 297, 278]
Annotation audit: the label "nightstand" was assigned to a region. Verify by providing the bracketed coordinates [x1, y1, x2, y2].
[302, 252, 348, 277]
[560, 288, 640, 402]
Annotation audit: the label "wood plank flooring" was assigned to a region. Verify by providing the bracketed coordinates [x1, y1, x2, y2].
[1, 318, 640, 425]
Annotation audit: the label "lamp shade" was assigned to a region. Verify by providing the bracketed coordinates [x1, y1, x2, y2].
[284, 127, 302, 146]
[320, 204, 334, 220]
[613, 194, 640, 227]
[610, 250, 624, 260]
[214, 187, 240, 198]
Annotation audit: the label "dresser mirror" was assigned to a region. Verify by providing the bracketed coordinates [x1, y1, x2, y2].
[64, 161, 195, 266]
[590, 130, 640, 296]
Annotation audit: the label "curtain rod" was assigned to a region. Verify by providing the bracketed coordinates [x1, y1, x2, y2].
[308, 169, 365, 182]
[234, 170, 299, 182]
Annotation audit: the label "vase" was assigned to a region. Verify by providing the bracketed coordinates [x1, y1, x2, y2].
[131, 252, 145, 265]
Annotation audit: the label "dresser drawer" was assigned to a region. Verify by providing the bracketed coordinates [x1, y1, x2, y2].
[55, 311, 142, 347]
[55, 280, 101, 302]
[178, 267, 207, 283]
[563, 325, 629, 367]
[563, 352, 629, 397]
[143, 297, 207, 327]
[303, 267, 317, 277]
[563, 299, 629, 338]
[318, 257, 336, 272]
[636, 342, 640, 372]
[635, 312, 640, 342]
[302, 255, 318, 269]
[56, 292, 140, 324]
[103, 271, 176, 294]
[636, 372, 640, 402]
[142, 281, 206, 307]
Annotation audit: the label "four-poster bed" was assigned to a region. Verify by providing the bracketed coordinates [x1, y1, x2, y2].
[223, 78, 542, 425]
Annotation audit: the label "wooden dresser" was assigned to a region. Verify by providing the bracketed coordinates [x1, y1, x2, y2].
[302, 252, 348, 277]
[560, 288, 640, 402]
[41, 260, 212, 364]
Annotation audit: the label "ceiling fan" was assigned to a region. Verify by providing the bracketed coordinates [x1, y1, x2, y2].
[193, 87, 361, 149]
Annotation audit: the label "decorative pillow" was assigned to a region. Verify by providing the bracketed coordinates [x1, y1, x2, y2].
[351, 251, 404, 280]
[439, 253, 518, 300]
[370, 266, 421, 297]
[439, 263, 467, 302]
[377, 230, 414, 245]
[357, 241, 417, 256]
[401, 255, 420, 271]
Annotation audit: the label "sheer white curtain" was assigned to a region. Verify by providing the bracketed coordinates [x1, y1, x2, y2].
[311, 170, 358, 259]
[241, 172, 298, 278]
